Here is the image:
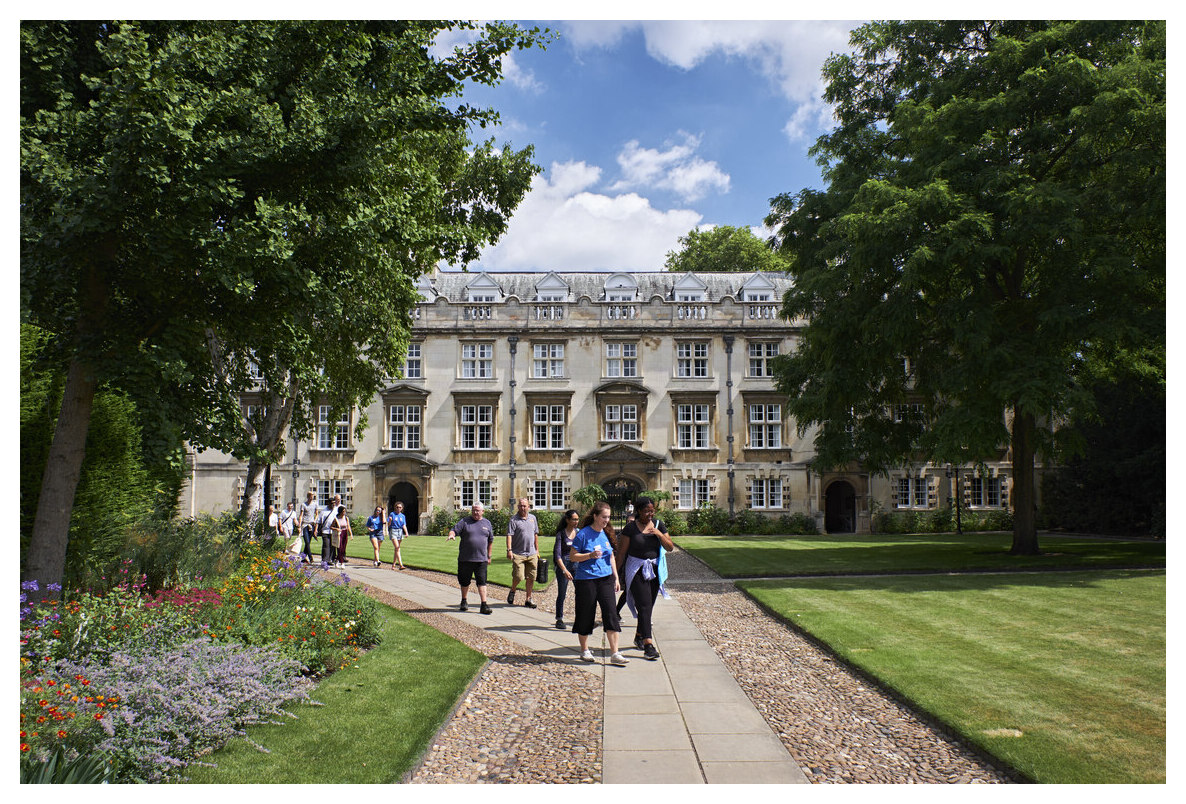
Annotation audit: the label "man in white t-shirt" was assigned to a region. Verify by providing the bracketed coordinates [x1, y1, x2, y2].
[280, 502, 298, 551]
[298, 492, 320, 564]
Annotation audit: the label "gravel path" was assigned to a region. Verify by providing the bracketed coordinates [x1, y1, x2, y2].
[357, 554, 1014, 784]
[357, 572, 601, 784]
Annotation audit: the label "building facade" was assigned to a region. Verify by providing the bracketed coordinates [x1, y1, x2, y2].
[179, 270, 1014, 533]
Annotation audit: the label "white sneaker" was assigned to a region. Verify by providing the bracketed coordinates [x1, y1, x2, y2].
[580, 649, 596, 662]
[609, 652, 629, 666]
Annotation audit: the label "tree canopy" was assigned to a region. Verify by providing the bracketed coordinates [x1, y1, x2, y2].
[664, 225, 791, 273]
[765, 21, 1165, 554]
[21, 20, 545, 596]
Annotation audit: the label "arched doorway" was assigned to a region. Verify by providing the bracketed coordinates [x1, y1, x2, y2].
[603, 477, 641, 522]
[824, 480, 857, 533]
[388, 481, 421, 534]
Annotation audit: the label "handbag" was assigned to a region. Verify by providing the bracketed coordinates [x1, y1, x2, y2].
[536, 555, 549, 584]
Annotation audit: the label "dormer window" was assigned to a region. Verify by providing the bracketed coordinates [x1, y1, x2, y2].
[464, 272, 504, 303]
[534, 272, 570, 303]
[671, 273, 708, 303]
[603, 272, 638, 302]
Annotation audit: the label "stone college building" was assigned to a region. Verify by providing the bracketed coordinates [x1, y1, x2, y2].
[180, 270, 1013, 534]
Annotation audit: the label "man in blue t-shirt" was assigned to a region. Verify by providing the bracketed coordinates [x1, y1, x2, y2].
[446, 503, 494, 615]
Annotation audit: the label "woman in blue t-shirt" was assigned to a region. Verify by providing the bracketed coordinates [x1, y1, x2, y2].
[387, 501, 408, 570]
[568, 501, 628, 666]
[366, 506, 385, 568]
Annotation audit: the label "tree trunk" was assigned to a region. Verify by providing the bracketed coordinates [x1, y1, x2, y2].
[240, 455, 267, 518]
[1009, 408, 1040, 555]
[24, 355, 98, 604]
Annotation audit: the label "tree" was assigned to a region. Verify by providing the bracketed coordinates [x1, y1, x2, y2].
[765, 21, 1164, 555]
[21, 325, 172, 590]
[664, 225, 791, 273]
[21, 21, 545, 599]
[572, 484, 607, 511]
[1041, 351, 1165, 537]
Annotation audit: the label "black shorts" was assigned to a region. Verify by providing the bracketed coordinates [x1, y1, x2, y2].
[457, 560, 488, 587]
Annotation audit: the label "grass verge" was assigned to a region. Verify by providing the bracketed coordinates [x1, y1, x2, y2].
[186, 600, 485, 783]
[739, 570, 1166, 784]
[678, 532, 1165, 577]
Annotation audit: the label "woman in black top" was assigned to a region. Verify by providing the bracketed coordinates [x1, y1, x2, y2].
[613, 496, 674, 660]
[552, 509, 580, 629]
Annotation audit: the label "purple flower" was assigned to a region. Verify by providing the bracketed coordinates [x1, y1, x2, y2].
[47, 583, 62, 592]
[21, 580, 40, 592]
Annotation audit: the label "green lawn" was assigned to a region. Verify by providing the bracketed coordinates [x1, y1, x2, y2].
[187, 600, 486, 783]
[341, 533, 528, 589]
[678, 532, 1165, 577]
[739, 571, 1166, 784]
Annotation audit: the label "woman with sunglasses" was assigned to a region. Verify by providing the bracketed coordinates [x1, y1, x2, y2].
[552, 509, 580, 629]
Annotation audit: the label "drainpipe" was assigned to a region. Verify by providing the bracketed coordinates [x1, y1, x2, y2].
[507, 334, 518, 508]
[724, 335, 735, 517]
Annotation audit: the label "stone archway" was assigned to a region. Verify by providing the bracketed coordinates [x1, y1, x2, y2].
[388, 481, 421, 534]
[824, 480, 857, 533]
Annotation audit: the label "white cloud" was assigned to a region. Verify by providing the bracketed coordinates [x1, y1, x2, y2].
[562, 20, 857, 142]
[610, 133, 730, 202]
[471, 160, 703, 272]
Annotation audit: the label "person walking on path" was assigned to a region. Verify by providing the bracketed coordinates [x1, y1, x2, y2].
[332, 504, 352, 567]
[387, 501, 408, 570]
[614, 496, 673, 661]
[506, 498, 540, 608]
[569, 501, 628, 666]
[265, 504, 280, 541]
[552, 509, 580, 629]
[299, 491, 319, 564]
[366, 506, 385, 567]
[319, 494, 341, 566]
[280, 502, 299, 553]
[447, 503, 494, 615]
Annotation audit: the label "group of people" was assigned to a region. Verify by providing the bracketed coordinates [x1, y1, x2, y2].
[448, 495, 672, 666]
[264, 493, 411, 569]
[365, 502, 408, 569]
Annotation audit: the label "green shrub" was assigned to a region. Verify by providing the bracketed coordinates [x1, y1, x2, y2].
[688, 504, 730, 535]
[779, 512, 819, 535]
[112, 512, 249, 594]
[732, 508, 767, 535]
[925, 507, 954, 533]
[534, 509, 561, 538]
[424, 506, 455, 537]
[656, 507, 686, 537]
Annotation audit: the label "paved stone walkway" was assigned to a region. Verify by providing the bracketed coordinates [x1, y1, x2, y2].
[341, 560, 807, 784]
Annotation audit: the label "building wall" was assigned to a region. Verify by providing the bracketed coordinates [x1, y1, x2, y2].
[179, 270, 1015, 533]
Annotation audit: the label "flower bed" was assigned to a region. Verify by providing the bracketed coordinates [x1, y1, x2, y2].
[20, 544, 382, 782]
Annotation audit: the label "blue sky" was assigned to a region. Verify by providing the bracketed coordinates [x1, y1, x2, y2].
[434, 20, 862, 272]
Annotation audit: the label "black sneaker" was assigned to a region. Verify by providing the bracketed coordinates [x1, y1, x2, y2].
[479, 603, 493, 615]
[507, 590, 515, 605]
[633, 633, 645, 651]
[643, 643, 661, 661]
[459, 599, 468, 612]
[523, 600, 536, 609]
[555, 618, 565, 629]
